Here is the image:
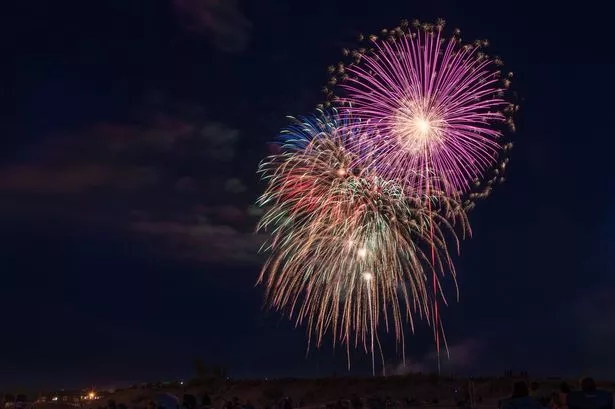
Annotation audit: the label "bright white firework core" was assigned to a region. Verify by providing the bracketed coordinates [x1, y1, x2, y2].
[357, 247, 367, 259]
[393, 100, 445, 155]
[416, 118, 431, 134]
[362, 272, 373, 282]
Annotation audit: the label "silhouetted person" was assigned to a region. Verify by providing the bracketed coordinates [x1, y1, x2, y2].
[513, 382, 531, 398]
[500, 381, 542, 409]
[284, 398, 293, 409]
[567, 378, 613, 409]
[201, 394, 211, 408]
[558, 383, 572, 409]
[531, 381, 549, 407]
[183, 395, 197, 409]
[351, 394, 362, 409]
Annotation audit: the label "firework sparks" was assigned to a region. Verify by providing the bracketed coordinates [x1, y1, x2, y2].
[255, 19, 517, 375]
[327, 19, 515, 198]
[318, 20, 516, 373]
[256, 110, 468, 374]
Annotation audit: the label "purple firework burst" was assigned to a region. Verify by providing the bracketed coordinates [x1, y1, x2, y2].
[330, 20, 515, 197]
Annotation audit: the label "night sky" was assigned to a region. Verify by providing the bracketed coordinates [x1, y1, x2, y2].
[1, 0, 613, 390]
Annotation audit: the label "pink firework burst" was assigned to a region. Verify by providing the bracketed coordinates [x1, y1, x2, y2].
[331, 20, 515, 197]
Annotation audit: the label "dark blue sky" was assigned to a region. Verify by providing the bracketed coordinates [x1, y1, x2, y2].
[1, 0, 613, 390]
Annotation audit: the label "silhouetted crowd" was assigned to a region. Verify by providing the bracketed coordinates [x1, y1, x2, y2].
[499, 378, 613, 409]
[94, 377, 613, 409]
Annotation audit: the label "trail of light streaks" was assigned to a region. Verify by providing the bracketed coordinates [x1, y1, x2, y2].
[320, 20, 516, 370]
[256, 110, 468, 373]
[324, 19, 516, 199]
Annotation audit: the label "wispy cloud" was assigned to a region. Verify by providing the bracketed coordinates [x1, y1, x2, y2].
[0, 96, 263, 266]
[132, 219, 265, 266]
[172, 0, 252, 53]
[390, 338, 484, 375]
[0, 163, 160, 194]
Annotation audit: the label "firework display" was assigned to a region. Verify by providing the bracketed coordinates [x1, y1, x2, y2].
[257, 110, 468, 373]
[323, 18, 517, 199]
[256, 19, 515, 374]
